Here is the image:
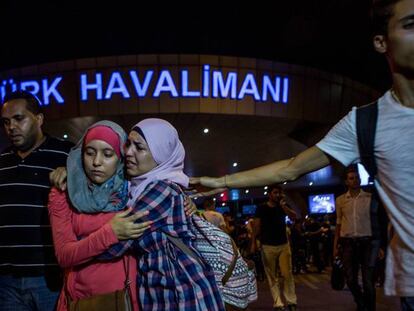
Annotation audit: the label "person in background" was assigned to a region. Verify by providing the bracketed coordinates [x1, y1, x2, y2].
[202, 198, 228, 232]
[252, 185, 297, 311]
[223, 212, 236, 237]
[334, 166, 377, 311]
[0, 90, 73, 311]
[304, 216, 326, 273]
[290, 220, 308, 274]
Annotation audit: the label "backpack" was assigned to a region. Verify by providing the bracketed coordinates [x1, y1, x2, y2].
[168, 215, 258, 310]
[356, 102, 389, 253]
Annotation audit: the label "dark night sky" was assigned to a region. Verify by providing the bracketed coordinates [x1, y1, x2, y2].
[0, 1, 391, 91]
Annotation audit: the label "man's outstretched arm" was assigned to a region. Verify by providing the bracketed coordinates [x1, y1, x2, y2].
[192, 146, 330, 189]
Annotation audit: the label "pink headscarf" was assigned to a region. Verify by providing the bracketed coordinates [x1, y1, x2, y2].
[128, 118, 189, 204]
[84, 125, 122, 158]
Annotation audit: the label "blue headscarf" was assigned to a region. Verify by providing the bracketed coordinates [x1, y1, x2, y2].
[67, 120, 129, 213]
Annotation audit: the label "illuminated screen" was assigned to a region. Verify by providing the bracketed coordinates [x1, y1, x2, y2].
[242, 204, 257, 215]
[216, 206, 230, 214]
[308, 194, 335, 214]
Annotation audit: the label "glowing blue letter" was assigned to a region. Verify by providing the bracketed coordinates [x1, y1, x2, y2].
[282, 78, 289, 104]
[202, 65, 210, 97]
[104, 72, 130, 99]
[212, 71, 237, 99]
[238, 73, 260, 100]
[42, 77, 64, 105]
[181, 70, 200, 97]
[129, 70, 153, 97]
[20, 81, 40, 95]
[262, 75, 280, 103]
[81, 73, 103, 101]
[153, 70, 179, 97]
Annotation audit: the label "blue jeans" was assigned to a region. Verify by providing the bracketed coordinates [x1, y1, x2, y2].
[401, 297, 414, 311]
[0, 275, 60, 311]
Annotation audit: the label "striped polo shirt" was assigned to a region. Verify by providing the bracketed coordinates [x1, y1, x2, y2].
[0, 135, 73, 275]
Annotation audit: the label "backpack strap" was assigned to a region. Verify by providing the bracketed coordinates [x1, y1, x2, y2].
[222, 238, 239, 285]
[356, 101, 378, 179]
[356, 101, 388, 245]
[165, 234, 205, 267]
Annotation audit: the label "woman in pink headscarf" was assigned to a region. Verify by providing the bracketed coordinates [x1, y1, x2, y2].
[100, 118, 225, 311]
[48, 121, 147, 311]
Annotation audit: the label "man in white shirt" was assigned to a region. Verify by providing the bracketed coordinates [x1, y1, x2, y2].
[334, 166, 377, 311]
[193, 1, 414, 309]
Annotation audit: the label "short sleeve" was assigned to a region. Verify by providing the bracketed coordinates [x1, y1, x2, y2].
[316, 107, 360, 167]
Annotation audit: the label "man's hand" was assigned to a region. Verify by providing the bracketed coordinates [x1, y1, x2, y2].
[110, 208, 152, 240]
[188, 177, 227, 199]
[49, 167, 68, 191]
[189, 176, 226, 189]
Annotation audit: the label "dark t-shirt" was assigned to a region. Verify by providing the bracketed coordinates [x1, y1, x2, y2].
[255, 202, 287, 246]
[0, 136, 73, 276]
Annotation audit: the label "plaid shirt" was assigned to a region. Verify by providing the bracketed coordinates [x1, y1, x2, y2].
[100, 180, 225, 311]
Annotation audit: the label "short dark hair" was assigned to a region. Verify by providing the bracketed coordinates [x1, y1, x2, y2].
[371, 0, 402, 36]
[268, 185, 283, 193]
[2, 90, 43, 115]
[203, 198, 215, 209]
[343, 164, 359, 180]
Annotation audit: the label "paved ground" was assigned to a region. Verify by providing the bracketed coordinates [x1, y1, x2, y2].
[249, 270, 401, 310]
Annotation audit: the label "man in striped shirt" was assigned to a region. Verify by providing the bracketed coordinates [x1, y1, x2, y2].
[0, 91, 73, 311]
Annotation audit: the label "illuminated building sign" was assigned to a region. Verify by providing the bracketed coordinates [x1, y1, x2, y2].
[0, 65, 289, 105]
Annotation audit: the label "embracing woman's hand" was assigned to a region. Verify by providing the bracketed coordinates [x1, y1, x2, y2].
[49, 167, 68, 191]
[184, 196, 197, 216]
[110, 208, 152, 240]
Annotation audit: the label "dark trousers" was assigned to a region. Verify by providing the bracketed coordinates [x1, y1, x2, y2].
[341, 237, 380, 311]
[401, 297, 414, 311]
[310, 239, 324, 272]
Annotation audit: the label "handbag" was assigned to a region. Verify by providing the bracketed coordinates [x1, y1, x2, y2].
[331, 256, 345, 291]
[67, 257, 133, 311]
